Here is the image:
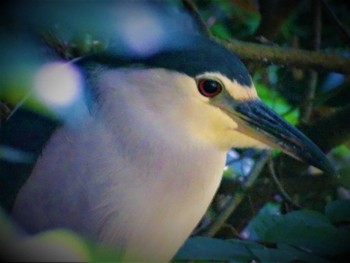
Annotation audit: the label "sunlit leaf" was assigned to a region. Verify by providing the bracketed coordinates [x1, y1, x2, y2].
[243, 202, 281, 240]
[255, 83, 299, 124]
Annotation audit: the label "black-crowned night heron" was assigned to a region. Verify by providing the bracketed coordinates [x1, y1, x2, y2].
[8, 6, 335, 263]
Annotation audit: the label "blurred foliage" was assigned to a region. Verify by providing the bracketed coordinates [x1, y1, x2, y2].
[1, 0, 350, 261]
[0, 209, 123, 261]
[201, 0, 260, 40]
[255, 81, 299, 124]
[1, 199, 349, 261]
[176, 200, 350, 262]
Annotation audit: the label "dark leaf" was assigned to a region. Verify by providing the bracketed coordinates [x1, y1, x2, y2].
[325, 199, 350, 224]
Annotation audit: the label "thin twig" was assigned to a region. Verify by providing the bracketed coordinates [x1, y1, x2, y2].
[300, 0, 322, 123]
[0, 101, 11, 125]
[320, 0, 350, 48]
[268, 157, 302, 209]
[4, 91, 32, 121]
[300, 71, 318, 123]
[182, 0, 211, 36]
[202, 150, 270, 237]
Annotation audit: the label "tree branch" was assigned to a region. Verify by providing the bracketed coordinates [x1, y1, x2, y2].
[268, 157, 302, 209]
[183, 0, 350, 74]
[217, 38, 350, 74]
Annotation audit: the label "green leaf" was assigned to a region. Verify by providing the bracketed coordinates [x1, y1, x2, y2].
[243, 202, 282, 240]
[251, 243, 329, 263]
[228, 238, 265, 250]
[263, 210, 350, 256]
[255, 83, 299, 124]
[276, 244, 329, 263]
[9, 229, 92, 261]
[210, 23, 233, 39]
[0, 207, 123, 261]
[175, 237, 255, 262]
[325, 199, 350, 224]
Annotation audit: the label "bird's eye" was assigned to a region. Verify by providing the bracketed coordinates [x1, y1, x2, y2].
[197, 79, 222, 97]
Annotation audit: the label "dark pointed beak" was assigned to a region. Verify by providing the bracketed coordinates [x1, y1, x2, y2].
[232, 100, 336, 176]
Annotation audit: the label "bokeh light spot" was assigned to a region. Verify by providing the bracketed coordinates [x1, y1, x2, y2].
[34, 62, 82, 107]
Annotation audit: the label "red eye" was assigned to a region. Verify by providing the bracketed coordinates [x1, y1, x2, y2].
[197, 79, 222, 97]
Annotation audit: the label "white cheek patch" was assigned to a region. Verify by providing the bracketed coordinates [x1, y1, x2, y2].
[226, 81, 258, 101]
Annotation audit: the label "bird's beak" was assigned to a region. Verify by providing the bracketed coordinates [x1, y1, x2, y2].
[228, 99, 336, 176]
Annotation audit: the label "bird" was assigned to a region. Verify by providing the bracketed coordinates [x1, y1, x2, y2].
[3, 2, 335, 262]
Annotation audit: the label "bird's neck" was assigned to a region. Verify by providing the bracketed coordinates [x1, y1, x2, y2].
[86, 68, 227, 260]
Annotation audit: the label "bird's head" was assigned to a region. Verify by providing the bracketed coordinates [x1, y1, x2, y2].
[78, 35, 336, 176]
